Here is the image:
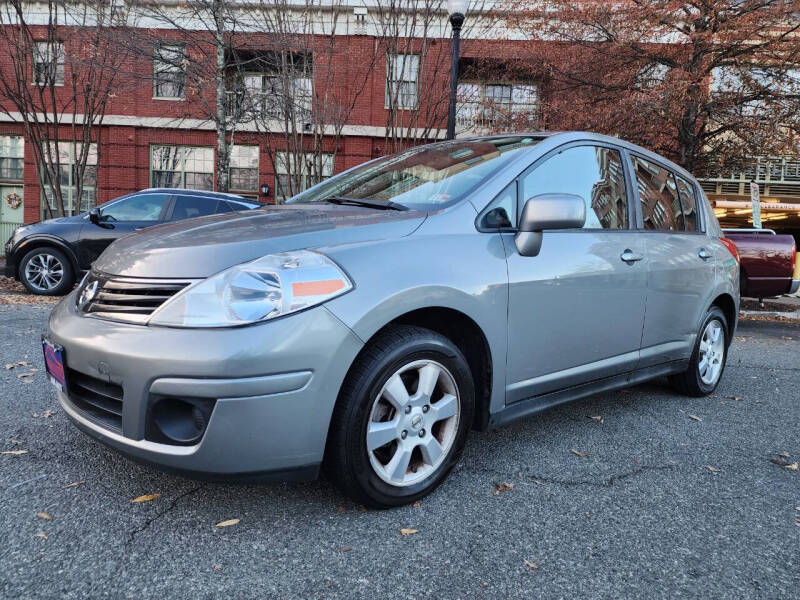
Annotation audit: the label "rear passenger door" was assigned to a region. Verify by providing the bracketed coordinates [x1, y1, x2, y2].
[631, 155, 713, 367]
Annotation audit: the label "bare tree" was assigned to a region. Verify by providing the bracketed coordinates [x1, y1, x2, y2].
[0, 0, 131, 217]
[126, 0, 251, 193]
[507, 0, 800, 174]
[237, 0, 379, 202]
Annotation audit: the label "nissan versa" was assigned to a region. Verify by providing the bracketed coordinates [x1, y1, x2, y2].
[44, 132, 740, 508]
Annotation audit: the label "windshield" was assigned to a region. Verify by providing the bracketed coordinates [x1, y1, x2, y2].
[287, 136, 543, 210]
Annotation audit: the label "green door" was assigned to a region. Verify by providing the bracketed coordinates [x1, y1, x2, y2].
[0, 186, 24, 252]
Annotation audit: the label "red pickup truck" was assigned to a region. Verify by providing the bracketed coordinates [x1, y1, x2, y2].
[723, 229, 799, 299]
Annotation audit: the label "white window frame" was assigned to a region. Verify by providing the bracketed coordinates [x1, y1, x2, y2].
[33, 41, 65, 86]
[0, 135, 24, 181]
[229, 145, 260, 193]
[386, 53, 420, 110]
[150, 145, 214, 190]
[41, 142, 98, 217]
[243, 71, 313, 122]
[154, 44, 186, 100]
[456, 81, 539, 128]
[274, 151, 333, 201]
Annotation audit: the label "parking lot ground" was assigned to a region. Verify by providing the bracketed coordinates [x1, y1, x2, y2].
[1, 303, 798, 599]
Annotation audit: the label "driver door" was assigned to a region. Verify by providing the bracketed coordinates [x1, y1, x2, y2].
[78, 192, 171, 269]
[499, 144, 648, 402]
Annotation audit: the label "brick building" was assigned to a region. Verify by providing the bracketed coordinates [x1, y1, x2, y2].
[0, 1, 797, 244]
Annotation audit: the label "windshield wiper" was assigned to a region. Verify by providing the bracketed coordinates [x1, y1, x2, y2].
[324, 196, 409, 211]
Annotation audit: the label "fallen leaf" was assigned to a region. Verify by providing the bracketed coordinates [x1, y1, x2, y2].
[213, 564, 222, 572]
[42, 410, 54, 418]
[400, 528, 418, 536]
[571, 449, 589, 457]
[412, 501, 421, 508]
[688, 415, 702, 422]
[588, 415, 604, 424]
[524, 559, 539, 570]
[32, 413, 38, 418]
[787, 463, 799, 471]
[36, 512, 52, 520]
[34, 531, 47, 540]
[216, 518, 240, 528]
[706, 466, 721, 473]
[131, 493, 161, 503]
[481, 582, 489, 588]
[778, 451, 790, 458]
[1, 449, 27, 455]
[724, 395, 743, 401]
[493, 482, 514, 495]
[63, 481, 85, 488]
[340, 546, 353, 552]
[735, 336, 747, 343]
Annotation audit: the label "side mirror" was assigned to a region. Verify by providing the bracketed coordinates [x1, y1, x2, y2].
[514, 194, 586, 257]
[88, 207, 101, 224]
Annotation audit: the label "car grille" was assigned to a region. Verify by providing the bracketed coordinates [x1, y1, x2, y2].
[79, 273, 195, 325]
[66, 368, 124, 433]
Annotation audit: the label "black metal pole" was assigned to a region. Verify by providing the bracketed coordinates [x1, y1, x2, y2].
[446, 12, 464, 141]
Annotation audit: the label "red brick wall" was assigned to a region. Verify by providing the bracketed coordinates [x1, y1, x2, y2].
[0, 27, 530, 222]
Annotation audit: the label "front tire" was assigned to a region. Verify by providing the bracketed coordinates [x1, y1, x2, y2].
[669, 306, 729, 397]
[325, 325, 474, 508]
[19, 247, 75, 296]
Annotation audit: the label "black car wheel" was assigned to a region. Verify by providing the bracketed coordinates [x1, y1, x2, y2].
[669, 306, 729, 397]
[19, 247, 75, 296]
[325, 325, 475, 508]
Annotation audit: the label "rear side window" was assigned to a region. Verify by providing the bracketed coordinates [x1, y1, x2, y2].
[170, 195, 218, 221]
[674, 175, 699, 232]
[518, 145, 629, 229]
[632, 156, 683, 231]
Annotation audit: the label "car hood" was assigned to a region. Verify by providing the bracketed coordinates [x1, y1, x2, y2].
[93, 204, 427, 278]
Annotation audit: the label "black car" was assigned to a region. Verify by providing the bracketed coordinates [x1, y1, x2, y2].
[3, 188, 261, 295]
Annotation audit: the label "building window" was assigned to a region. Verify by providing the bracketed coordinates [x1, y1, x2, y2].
[0, 135, 24, 180]
[239, 52, 313, 122]
[41, 142, 97, 217]
[150, 145, 213, 190]
[274, 152, 333, 201]
[243, 72, 312, 122]
[229, 145, 259, 193]
[457, 82, 538, 129]
[386, 54, 419, 109]
[33, 41, 65, 86]
[154, 44, 186, 99]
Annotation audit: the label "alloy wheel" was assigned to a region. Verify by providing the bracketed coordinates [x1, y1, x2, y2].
[698, 319, 725, 385]
[24, 253, 65, 292]
[366, 359, 460, 487]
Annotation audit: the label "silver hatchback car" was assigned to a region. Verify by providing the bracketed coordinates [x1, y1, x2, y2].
[45, 133, 739, 507]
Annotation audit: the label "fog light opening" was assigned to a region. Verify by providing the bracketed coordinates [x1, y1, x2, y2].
[150, 397, 214, 445]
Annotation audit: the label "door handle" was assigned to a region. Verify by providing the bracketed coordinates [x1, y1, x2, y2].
[698, 248, 712, 260]
[620, 249, 644, 263]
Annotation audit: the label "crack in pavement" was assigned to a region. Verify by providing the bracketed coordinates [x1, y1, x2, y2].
[466, 462, 680, 489]
[124, 484, 204, 548]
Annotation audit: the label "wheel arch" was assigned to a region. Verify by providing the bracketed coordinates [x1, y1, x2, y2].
[337, 306, 494, 432]
[13, 236, 80, 275]
[710, 292, 737, 344]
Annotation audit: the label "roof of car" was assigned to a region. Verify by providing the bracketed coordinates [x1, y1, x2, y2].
[132, 188, 260, 206]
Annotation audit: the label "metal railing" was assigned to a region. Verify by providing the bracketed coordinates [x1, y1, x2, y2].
[699, 157, 800, 198]
[0, 221, 19, 255]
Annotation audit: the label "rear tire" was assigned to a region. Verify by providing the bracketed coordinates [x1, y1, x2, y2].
[669, 306, 729, 397]
[19, 247, 75, 296]
[325, 325, 474, 508]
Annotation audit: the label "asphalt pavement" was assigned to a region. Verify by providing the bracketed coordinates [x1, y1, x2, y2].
[1, 304, 798, 599]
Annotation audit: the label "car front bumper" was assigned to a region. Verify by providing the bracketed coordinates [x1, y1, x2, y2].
[46, 293, 364, 479]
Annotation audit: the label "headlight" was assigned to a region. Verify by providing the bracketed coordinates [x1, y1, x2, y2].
[149, 250, 352, 328]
